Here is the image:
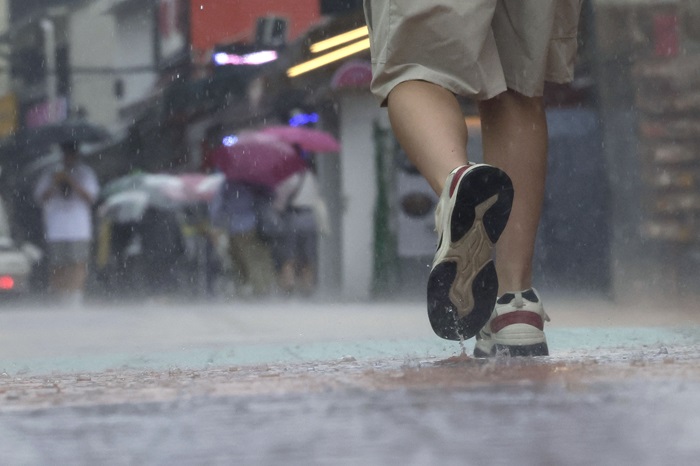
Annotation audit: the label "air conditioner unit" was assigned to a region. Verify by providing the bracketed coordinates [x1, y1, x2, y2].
[255, 16, 288, 49]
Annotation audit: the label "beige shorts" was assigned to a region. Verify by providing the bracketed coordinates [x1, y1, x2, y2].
[364, 0, 583, 105]
[47, 240, 91, 266]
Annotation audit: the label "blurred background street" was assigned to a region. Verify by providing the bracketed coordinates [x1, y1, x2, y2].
[0, 0, 698, 306]
[0, 0, 699, 464]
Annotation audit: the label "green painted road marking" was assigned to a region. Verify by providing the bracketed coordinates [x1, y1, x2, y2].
[2, 326, 698, 376]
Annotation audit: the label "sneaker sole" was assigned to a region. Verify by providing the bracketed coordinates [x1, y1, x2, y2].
[427, 165, 513, 341]
[474, 339, 549, 357]
[493, 342, 549, 357]
[476, 325, 550, 358]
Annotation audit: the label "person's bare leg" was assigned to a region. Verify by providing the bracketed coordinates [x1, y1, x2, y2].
[478, 90, 548, 295]
[64, 262, 88, 291]
[387, 81, 468, 194]
[49, 265, 66, 293]
[299, 264, 316, 296]
[391, 80, 517, 340]
[49, 263, 87, 305]
[278, 260, 296, 294]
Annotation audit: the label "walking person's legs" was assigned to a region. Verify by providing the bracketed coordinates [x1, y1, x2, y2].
[49, 262, 87, 305]
[47, 241, 90, 306]
[240, 231, 276, 297]
[387, 81, 468, 194]
[365, 0, 582, 353]
[471, 90, 551, 357]
[228, 233, 252, 297]
[479, 90, 548, 295]
[387, 80, 514, 341]
[294, 209, 320, 297]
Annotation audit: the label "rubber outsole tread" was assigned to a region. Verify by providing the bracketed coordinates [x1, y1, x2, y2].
[494, 342, 549, 357]
[427, 166, 514, 341]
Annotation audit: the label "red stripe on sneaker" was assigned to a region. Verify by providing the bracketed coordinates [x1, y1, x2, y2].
[490, 311, 544, 333]
[449, 166, 469, 197]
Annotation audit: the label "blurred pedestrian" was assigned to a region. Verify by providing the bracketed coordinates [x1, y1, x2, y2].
[363, 0, 582, 355]
[34, 141, 99, 306]
[210, 180, 276, 298]
[271, 163, 330, 296]
[200, 124, 224, 174]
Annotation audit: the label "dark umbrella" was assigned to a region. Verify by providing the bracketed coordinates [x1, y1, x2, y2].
[9, 120, 111, 154]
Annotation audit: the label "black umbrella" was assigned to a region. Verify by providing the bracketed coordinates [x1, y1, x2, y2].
[0, 121, 111, 182]
[11, 120, 111, 150]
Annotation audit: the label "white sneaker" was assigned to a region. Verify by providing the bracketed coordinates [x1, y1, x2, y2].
[473, 288, 550, 357]
[427, 164, 514, 340]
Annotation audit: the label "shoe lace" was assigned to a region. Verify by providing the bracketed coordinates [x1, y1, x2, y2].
[502, 290, 552, 322]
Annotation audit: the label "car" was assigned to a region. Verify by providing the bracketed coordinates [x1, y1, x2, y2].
[0, 196, 41, 296]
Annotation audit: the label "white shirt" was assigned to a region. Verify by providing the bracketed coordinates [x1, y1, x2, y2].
[34, 163, 99, 242]
[274, 170, 330, 235]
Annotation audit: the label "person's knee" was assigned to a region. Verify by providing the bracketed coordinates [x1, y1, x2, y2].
[479, 91, 545, 129]
[387, 80, 453, 106]
[483, 89, 543, 110]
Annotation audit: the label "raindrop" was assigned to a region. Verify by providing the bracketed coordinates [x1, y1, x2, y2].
[458, 334, 466, 357]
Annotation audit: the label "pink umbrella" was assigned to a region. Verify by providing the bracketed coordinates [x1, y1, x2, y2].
[260, 126, 341, 153]
[210, 132, 306, 188]
[331, 59, 372, 90]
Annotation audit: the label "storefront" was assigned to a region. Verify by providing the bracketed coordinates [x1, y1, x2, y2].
[593, 0, 700, 303]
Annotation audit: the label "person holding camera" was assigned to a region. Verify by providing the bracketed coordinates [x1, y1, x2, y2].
[34, 141, 99, 306]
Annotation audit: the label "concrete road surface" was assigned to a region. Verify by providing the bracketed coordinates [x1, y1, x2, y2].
[0, 293, 699, 465]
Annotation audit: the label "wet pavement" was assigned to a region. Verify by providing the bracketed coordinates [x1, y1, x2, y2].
[1, 294, 699, 465]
